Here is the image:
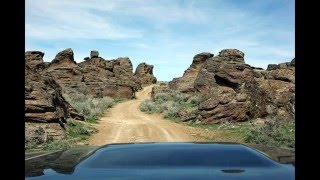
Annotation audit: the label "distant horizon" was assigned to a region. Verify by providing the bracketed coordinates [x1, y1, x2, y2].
[26, 0, 294, 81]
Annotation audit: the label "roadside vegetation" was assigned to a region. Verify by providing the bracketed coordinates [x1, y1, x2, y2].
[25, 119, 97, 151]
[245, 118, 295, 148]
[140, 92, 201, 120]
[43, 119, 98, 151]
[140, 92, 295, 148]
[63, 91, 118, 122]
[26, 91, 124, 151]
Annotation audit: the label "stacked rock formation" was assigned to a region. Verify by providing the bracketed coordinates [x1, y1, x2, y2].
[152, 49, 295, 124]
[134, 62, 157, 85]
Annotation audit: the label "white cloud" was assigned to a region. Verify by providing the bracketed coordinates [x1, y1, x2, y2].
[26, 0, 294, 80]
[26, 0, 143, 40]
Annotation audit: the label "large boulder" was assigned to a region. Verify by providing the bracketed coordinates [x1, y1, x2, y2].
[194, 49, 254, 93]
[198, 86, 251, 123]
[49, 48, 78, 68]
[218, 49, 245, 63]
[90, 50, 99, 58]
[25, 51, 49, 72]
[168, 52, 213, 93]
[183, 52, 214, 78]
[134, 62, 157, 85]
[25, 51, 44, 63]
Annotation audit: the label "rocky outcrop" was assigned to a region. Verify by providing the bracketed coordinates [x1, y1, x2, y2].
[46, 49, 85, 95]
[156, 48, 295, 124]
[25, 68, 69, 123]
[24, 48, 156, 146]
[46, 49, 143, 98]
[168, 52, 213, 93]
[218, 49, 245, 63]
[25, 51, 49, 72]
[25, 52, 84, 123]
[79, 56, 141, 98]
[90, 50, 99, 58]
[49, 48, 78, 68]
[264, 59, 295, 83]
[25, 53, 85, 144]
[195, 49, 294, 123]
[134, 62, 157, 85]
[198, 86, 251, 123]
[194, 49, 253, 93]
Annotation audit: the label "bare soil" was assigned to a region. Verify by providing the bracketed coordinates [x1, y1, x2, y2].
[88, 85, 216, 146]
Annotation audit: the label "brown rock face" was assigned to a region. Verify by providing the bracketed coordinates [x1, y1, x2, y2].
[25, 51, 44, 63]
[90, 50, 99, 58]
[25, 64, 84, 122]
[218, 49, 245, 63]
[168, 52, 213, 93]
[49, 48, 78, 68]
[134, 62, 157, 85]
[195, 50, 294, 123]
[25, 51, 49, 72]
[25, 50, 85, 145]
[194, 49, 254, 93]
[198, 86, 251, 123]
[25, 48, 157, 145]
[183, 52, 214, 78]
[79, 56, 141, 98]
[46, 49, 143, 98]
[160, 49, 295, 124]
[25, 54, 85, 144]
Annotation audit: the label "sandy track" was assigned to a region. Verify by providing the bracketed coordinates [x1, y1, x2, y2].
[88, 85, 211, 146]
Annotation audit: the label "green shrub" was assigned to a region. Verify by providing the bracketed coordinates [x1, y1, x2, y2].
[140, 100, 158, 113]
[85, 117, 97, 124]
[164, 106, 180, 120]
[66, 119, 95, 138]
[245, 119, 295, 148]
[140, 92, 202, 121]
[188, 96, 202, 106]
[63, 91, 115, 119]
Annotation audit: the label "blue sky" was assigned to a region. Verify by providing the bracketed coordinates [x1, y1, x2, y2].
[26, 0, 295, 81]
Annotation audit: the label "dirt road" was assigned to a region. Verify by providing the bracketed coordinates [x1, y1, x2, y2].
[88, 85, 213, 146]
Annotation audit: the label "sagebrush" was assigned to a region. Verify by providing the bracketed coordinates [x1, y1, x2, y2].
[245, 118, 295, 148]
[44, 119, 97, 151]
[63, 90, 115, 119]
[140, 93, 202, 120]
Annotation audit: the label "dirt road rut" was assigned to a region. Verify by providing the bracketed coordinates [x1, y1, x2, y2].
[88, 85, 210, 146]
